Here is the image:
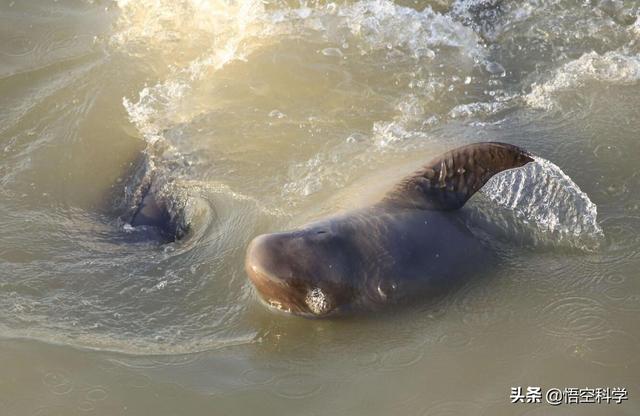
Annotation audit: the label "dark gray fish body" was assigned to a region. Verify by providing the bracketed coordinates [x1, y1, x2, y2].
[248, 206, 490, 316]
[246, 142, 534, 317]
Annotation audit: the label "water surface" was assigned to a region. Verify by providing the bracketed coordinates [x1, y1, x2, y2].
[1, 0, 639, 414]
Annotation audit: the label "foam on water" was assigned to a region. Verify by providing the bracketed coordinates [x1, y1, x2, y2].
[288, 0, 482, 58]
[526, 49, 640, 110]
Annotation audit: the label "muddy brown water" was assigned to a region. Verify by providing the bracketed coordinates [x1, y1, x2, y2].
[1, 0, 639, 414]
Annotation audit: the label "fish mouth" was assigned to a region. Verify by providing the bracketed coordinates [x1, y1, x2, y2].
[247, 265, 335, 317]
[245, 234, 336, 317]
[246, 263, 304, 314]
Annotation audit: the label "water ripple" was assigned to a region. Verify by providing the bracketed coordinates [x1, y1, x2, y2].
[436, 327, 473, 350]
[0, 35, 36, 57]
[539, 296, 611, 340]
[570, 330, 640, 367]
[422, 401, 483, 416]
[271, 373, 324, 399]
[42, 371, 74, 396]
[379, 345, 424, 371]
[603, 286, 640, 313]
[240, 367, 275, 386]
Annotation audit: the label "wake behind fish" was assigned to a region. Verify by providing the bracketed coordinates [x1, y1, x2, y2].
[479, 156, 603, 250]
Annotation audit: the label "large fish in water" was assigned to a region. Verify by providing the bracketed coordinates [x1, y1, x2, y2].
[245, 142, 534, 317]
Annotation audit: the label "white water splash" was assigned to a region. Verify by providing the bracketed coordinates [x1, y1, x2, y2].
[526, 50, 640, 110]
[483, 156, 603, 248]
[269, 0, 483, 58]
[117, 0, 484, 148]
[117, 0, 266, 145]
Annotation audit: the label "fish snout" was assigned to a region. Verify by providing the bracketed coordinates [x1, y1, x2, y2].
[246, 234, 283, 285]
[245, 233, 336, 317]
[245, 233, 299, 313]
